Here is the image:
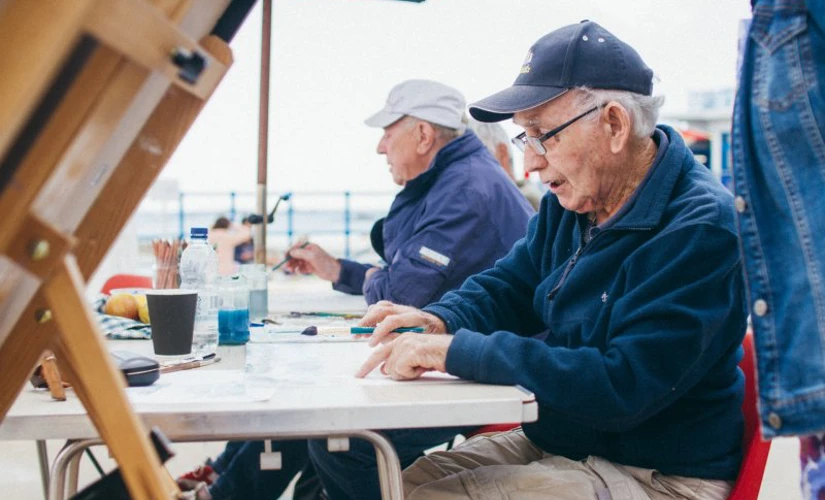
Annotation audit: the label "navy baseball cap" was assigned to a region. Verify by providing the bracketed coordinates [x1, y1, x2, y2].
[469, 21, 654, 123]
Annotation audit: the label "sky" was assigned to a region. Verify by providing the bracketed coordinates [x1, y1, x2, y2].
[159, 0, 753, 198]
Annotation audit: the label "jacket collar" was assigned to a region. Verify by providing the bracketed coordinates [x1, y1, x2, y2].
[608, 125, 689, 230]
[399, 131, 486, 197]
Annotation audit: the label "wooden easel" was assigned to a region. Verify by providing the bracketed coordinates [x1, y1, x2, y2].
[0, 0, 237, 497]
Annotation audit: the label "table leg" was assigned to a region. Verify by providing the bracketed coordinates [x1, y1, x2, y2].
[49, 439, 99, 500]
[47, 431, 405, 500]
[66, 450, 83, 496]
[347, 430, 403, 500]
[36, 440, 49, 499]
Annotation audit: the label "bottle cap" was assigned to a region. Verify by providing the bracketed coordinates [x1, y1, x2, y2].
[190, 227, 208, 238]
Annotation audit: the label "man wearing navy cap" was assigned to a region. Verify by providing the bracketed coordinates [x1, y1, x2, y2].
[309, 21, 746, 499]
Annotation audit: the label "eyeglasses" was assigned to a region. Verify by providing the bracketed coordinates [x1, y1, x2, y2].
[511, 106, 599, 155]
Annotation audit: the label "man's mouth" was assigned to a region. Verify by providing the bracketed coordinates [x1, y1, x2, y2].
[545, 179, 566, 191]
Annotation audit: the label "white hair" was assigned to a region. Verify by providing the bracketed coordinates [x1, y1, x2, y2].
[405, 116, 463, 142]
[465, 119, 513, 173]
[573, 87, 665, 139]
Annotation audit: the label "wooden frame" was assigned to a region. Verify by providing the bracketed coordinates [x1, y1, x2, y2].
[0, 0, 235, 497]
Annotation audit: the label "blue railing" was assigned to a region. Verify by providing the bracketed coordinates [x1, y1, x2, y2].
[154, 190, 395, 260]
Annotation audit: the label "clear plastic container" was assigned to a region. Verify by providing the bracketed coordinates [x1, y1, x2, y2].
[217, 275, 250, 345]
[240, 263, 269, 321]
[179, 227, 219, 356]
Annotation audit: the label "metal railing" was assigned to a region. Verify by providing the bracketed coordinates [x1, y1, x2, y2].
[142, 190, 395, 260]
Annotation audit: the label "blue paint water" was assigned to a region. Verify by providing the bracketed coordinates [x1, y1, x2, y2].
[218, 308, 249, 345]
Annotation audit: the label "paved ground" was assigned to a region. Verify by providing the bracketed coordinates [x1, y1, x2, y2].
[0, 436, 801, 499]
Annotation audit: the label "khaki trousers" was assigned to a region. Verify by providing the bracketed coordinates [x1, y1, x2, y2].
[403, 429, 733, 500]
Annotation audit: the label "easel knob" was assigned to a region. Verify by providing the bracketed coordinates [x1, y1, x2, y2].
[28, 239, 50, 261]
[35, 308, 52, 324]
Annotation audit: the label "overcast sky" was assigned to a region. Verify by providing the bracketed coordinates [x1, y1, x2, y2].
[159, 0, 752, 197]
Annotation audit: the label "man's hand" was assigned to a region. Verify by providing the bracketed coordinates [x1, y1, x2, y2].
[356, 333, 453, 380]
[282, 242, 341, 282]
[360, 300, 447, 347]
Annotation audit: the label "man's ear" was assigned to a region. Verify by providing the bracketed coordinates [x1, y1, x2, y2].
[603, 103, 632, 154]
[495, 143, 515, 180]
[416, 122, 437, 154]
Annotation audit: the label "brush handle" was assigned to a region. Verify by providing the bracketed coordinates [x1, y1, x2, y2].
[350, 327, 424, 334]
[271, 241, 310, 271]
[313, 326, 425, 336]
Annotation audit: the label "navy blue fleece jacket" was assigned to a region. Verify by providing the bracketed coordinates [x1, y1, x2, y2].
[334, 131, 533, 307]
[425, 126, 747, 480]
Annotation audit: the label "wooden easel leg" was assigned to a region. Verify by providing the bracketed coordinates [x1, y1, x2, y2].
[44, 255, 176, 499]
[0, 293, 55, 419]
[40, 352, 67, 401]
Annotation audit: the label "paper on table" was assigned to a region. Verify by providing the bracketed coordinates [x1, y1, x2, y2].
[243, 343, 464, 386]
[126, 370, 275, 404]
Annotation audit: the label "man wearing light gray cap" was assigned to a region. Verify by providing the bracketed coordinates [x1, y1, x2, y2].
[285, 79, 533, 309]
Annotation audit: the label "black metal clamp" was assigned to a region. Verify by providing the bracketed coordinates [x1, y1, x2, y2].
[170, 46, 207, 85]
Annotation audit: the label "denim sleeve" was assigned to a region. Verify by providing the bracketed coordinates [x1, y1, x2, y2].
[332, 259, 371, 295]
[444, 224, 747, 432]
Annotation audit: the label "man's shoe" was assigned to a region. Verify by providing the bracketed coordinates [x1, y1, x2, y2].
[178, 463, 218, 487]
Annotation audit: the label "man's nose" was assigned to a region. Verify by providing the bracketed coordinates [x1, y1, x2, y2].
[523, 147, 548, 173]
[376, 136, 388, 155]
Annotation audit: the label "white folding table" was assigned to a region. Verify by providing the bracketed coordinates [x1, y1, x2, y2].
[2, 322, 537, 499]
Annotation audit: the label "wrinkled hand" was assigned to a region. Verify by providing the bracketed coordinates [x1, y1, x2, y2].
[356, 333, 453, 380]
[283, 242, 341, 282]
[360, 300, 447, 347]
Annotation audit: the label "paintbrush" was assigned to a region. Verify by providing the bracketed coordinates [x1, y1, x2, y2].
[300, 326, 424, 336]
[271, 241, 310, 271]
[288, 311, 363, 320]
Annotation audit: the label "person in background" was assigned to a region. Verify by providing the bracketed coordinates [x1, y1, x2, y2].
[179, 79, 533, 500]
[284, 79, 534, 308]
[232, 216, 254, 265]
[732, 1, 825, 498]
[467, 118, 544, 210]
[208, 216, 252, 276]
[307, 21, 746, 500]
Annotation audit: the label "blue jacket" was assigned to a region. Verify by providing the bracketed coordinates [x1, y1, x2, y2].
[426, 126, 747, 480]
[733, 0, 825, 437]
[334, 131, 534, 307]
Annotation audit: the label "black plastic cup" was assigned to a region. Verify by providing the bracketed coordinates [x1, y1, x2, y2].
[146, 289, 198, 358]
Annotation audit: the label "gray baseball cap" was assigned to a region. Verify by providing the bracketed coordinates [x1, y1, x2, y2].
[365, 79, 466, 130]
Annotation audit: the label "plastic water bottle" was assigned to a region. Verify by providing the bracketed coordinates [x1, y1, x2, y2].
[179, 227, 219, 356]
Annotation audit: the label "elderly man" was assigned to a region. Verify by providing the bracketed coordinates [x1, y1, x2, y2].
[308, 21, 746, 500]
[284, 79, 534, 308]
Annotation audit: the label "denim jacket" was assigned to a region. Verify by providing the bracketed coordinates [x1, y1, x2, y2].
[733, 0, 825, 437]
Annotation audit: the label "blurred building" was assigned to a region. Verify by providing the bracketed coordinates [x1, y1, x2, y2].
[663, 88, 734, 191]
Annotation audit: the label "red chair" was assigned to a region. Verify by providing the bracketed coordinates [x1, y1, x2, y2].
[728, 331, 772, 500]
[100, 273, 153, 294]
[459, 333, 772, 499]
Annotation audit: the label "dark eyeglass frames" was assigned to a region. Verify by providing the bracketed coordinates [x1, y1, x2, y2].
[511, 106, 599, 155]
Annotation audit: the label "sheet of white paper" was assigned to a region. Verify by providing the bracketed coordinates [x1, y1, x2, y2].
[243, 343, 464, 387]
[126, 370, 275, 404]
